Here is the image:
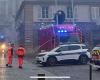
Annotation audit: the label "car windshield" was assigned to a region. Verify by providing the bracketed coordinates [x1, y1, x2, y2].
[82, 45, 88, 49]
[93, 47, 100, 50]
[60, 34, 81, 43]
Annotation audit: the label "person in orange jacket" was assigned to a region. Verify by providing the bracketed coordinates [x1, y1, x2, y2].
[6, 43, 14, 67]
[16, 45, 26, 69]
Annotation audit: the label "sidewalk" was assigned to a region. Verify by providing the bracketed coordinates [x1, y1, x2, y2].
[0, 57, 61, 80]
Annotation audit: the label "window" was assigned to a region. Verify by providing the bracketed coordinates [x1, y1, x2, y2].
[91, 7, 100, 20]
[68, 45, 80, 50]
[93, 47, 100, 50]
[41, 6, 49, 18]
[82, 46, 87, 49]
[56, 46, 68, 52]
[67, 6, 73, 18]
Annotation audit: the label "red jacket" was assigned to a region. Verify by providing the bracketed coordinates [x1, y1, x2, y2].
[17, 47, 26, 56]
[8, 47, 13, 57]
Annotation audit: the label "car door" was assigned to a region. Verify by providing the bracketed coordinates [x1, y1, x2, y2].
[66, 45, 81, 59]
[55, 46, 69, 61]
[55, 45, 79, 61]
[60, 45, 81, 60]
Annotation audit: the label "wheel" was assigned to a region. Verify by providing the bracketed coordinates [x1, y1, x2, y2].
[47, 57, 57, 66]
[79, 55, 89, 64]
[97, 68, 100, 71]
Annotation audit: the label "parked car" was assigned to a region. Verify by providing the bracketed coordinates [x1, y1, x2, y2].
[91, 45, 100, 69]
[36, 44, 91, 66]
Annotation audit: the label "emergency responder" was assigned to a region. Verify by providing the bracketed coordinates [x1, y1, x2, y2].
[6, 43, 14, 67]
[16, 45, 26, 69]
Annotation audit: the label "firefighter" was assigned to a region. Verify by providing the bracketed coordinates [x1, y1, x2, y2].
[16, 45, 26, 69]
[6, 43, 14, 67]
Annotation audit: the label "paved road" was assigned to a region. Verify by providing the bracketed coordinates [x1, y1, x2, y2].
[35, 62, 100, 80]
[24, 56, 100, 80]
[0, 54, 99, 80]
[0, 55, 59, 80]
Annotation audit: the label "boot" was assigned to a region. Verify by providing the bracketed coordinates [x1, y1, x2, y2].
[19, 66, 23, 69]
[6, 64, 8, 67]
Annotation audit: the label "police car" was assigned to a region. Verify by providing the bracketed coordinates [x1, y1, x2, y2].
[36, 44, 91, 66]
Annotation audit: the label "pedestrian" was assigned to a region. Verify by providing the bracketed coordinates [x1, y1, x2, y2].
[16, 45, 26, 69]
[6, 43, 14, 67]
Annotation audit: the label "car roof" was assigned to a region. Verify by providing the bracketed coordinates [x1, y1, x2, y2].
[93, 46, 100, 50]
[59, 44, 86, 47]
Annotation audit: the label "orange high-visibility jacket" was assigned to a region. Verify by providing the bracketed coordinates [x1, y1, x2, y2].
[8, 47, 13, 57]
[17, 47, 26, 56]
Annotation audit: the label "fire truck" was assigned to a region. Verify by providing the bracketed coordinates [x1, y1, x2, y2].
[38, 24, 83, 52]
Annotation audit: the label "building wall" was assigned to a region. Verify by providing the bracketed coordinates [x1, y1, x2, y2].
[33, 5, 78, 23]
[32, 5, 94, 23]
[24, 4, 34, 51]
[76, 5, 91, 22]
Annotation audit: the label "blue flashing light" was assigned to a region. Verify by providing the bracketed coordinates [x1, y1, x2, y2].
[64, 30, 67, 32]
[0, 35, 4, 39]
[57, 30, 68, 33]
[58, 30, 61, 33]
[61, 30, 63, 32]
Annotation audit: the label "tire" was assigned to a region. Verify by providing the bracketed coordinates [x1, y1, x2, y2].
[97, 68, 100, 71]
[79, 55, 89, 64]
[47, 57, 57, 66]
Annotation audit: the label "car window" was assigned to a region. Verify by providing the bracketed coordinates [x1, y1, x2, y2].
[93, 47, 100, 50]
[82, 45, 87, 49]
[56, 46, 68, 52]
[68, 45, 80, 50]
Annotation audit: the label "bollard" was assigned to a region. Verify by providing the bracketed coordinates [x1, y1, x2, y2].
[38, 74, 45, 80]
[89, 64, 92, 80]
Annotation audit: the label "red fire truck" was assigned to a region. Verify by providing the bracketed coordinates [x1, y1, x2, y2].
[38, 24, 83, 52]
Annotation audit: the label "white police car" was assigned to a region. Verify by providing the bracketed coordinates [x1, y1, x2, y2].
[36, 44, 91, 66]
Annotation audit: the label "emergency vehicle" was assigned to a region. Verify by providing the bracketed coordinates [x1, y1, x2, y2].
[38, 24, 83, 52]
[91, 45, 100, 69]
[36, 43, 90, 66]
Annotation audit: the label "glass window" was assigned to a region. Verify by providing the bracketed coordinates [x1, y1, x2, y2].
[41, 6, 49, 18]
[82, 45, 87, 49]
[67, 6, 73, 18]
[93, 47, 100, 50]
[56, 46, 68, 52]
[91, 7, 100, 20]
[68, 45, 80, 50]
[60, 34, 80, 43]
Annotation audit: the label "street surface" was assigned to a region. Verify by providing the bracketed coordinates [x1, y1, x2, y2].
[0, 55, 58, 80]
[0, 54, 99, 80]
[36, 63, 100, 80]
